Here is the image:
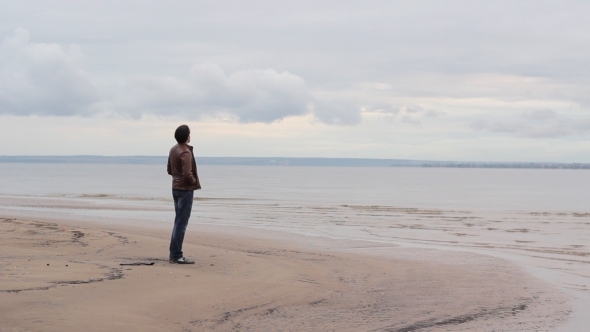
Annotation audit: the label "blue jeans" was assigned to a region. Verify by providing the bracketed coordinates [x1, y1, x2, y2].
[169, 189, 194, 260]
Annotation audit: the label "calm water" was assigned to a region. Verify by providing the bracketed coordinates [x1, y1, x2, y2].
[1, 163, 588, 210]
[1, 163, 589, 330]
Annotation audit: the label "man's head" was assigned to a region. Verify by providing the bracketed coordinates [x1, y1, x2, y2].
[174, 125, 191, 144]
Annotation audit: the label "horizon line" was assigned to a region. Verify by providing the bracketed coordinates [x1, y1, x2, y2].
[0, 155, 590, 169]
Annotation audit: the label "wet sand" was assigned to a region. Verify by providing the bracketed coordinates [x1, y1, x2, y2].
[0, 215, 570, 331]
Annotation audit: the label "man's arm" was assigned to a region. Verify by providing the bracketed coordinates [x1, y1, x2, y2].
[180, 151, 197, 185]
[167, 156, 172, 175]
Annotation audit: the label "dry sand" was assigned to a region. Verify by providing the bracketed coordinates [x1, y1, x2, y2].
[0, 216, 571, 331]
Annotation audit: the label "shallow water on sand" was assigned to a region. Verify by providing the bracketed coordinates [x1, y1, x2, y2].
[1, 163, 589, 330]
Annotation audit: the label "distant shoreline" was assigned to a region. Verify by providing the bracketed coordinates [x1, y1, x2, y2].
[0, 155, 589, 169]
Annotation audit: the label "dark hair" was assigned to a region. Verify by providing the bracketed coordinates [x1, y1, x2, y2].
[174, 125, 190, 143]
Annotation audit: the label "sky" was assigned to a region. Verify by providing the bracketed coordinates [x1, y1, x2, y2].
[1, 1, 590, 162]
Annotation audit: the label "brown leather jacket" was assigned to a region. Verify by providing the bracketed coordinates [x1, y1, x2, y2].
[167, 143, 201, 191]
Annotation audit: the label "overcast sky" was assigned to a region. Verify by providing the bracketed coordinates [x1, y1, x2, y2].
[1, 1, 590, 161]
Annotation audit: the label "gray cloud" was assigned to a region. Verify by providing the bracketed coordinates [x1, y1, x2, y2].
[2, 1, 590, 144]
[5, 0, 590, 99]
[523, 109, 557, 121]
[366, 104, 399, 115]
[399, 106, 424, 125]
[0, 28, 99, 116]
[424, 110, 440, 118]
[0, 29, 362, 124]
[471, 110, 590, 138]
[8, 0, 589, 81]
[117, 63, 311, 123]
[117, 63, 365, 124]
[364, 104, 441, 125]
[311, 100, 361, 125]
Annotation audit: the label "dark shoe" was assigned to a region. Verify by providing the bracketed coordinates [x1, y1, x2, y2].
[169, 257, 195, 264]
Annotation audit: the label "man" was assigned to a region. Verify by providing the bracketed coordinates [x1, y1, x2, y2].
[167, 124, 201, 264]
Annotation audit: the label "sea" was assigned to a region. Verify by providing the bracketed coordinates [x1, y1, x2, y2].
[0, 163, 588, 331]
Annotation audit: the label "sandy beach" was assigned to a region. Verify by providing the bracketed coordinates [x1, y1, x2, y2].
[0, 214, 570, 331]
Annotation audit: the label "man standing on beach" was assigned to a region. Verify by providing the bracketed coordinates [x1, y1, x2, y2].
[167, 124, 201, 264]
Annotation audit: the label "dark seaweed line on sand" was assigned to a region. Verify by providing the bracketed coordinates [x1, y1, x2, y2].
[189, 301, 276, 327]
[377, 302, 528, 332]
[0, 267, 123, 293]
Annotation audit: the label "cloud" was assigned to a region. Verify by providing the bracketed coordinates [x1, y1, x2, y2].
[424, 110, 440, 117]
[0, 28, 99, 116]
[523, 109, 557, 120]
[117, 62, 365, 124]
[398, 106, 423, 125]
[117, 63, 312, 123]
[365, 104, 399, 115]
[471, 110, 590, 138]
[311, 100, 362, 125]
[0, 28, 362, 125]
[362, 104, 441, 125]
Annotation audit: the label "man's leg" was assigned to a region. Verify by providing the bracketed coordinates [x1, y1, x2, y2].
[169, 189, 194, 261]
